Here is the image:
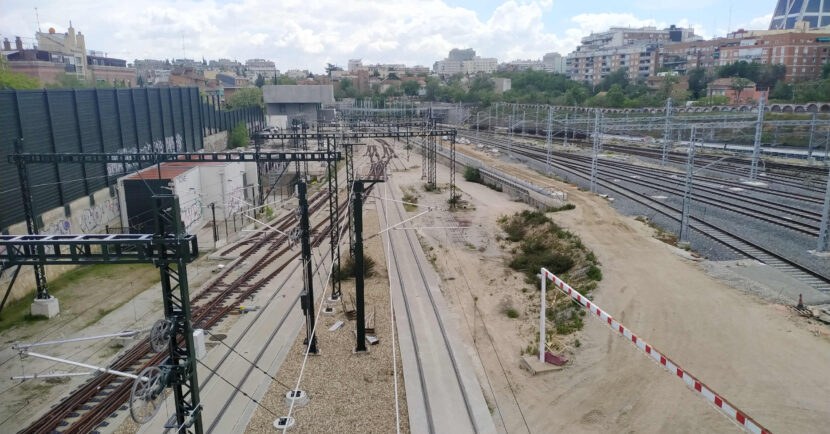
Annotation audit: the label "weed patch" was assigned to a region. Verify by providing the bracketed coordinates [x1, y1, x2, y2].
[498, 209, 602, 338]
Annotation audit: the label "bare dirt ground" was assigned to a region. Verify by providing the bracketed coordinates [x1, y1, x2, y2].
[397, 141, 830, 433]
[247, 177, 409, 433]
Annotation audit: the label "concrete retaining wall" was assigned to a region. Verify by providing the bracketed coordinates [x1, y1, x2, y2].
[203, 131, 229, 152]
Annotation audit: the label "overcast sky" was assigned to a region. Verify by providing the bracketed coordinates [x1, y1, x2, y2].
[1, 0, 775, 73]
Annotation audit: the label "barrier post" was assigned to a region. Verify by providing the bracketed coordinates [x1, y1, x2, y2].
[539, 272, 546, 363]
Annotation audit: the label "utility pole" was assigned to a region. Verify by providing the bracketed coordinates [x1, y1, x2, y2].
[563, 113, 568, 147]
[808, 113, 817, 163]
[545, 106, 553, 170]
[680, 126, 697, 244]
[590, 110, 600, 193]
[749, 93, 765, 181]
[662, 97, 672, 165]
[818, 165, 830, 252]
[297, 181, 318, 354]
[476, 111, 480, 140]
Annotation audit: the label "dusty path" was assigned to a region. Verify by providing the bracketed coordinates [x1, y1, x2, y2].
[408, 142, 830, 433]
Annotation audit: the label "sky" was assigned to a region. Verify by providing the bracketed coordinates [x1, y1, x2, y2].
[0, 0, 777, 73]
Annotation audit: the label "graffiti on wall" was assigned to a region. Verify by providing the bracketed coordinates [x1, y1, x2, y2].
[106, 134, 184, 177]
[79, 199, 120, 233]
[181, 200, 203, 231]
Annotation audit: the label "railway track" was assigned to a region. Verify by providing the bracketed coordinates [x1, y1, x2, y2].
[477, 136, 822, 237]
[468, 127, 828, 192]
[459, 131, 830, 294]
[377, 145, 489, 433]
[19, 186, 345, 434]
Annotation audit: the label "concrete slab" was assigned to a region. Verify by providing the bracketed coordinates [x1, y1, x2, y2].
[520, 356, 564, 376]
[379, 180, 497, 434]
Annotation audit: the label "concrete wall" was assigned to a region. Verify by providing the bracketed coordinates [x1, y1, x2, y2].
[203, 131, 229, 152]
[0, 186, 122, 304]
[173, 168, 205, 233]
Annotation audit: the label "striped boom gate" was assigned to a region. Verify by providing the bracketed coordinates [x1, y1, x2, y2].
[540, 267, 771, 434]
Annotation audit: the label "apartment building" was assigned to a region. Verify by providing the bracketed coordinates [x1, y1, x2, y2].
[566, 25, 699, 85]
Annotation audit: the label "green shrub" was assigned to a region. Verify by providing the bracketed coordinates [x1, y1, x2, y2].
[463, 166, 482, 182]
[587, 265, 603, 281]
[334, 255, 377, 281]
[228, 121, 249, 148]
[547, 203, 576, 213]
[506, 309, 519, 318]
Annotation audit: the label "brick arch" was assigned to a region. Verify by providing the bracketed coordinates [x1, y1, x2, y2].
[806, 104, 818, 113]
[820, 104, 830, 113]
[783, 105, 793, 113]
[794, 105, 806, 113]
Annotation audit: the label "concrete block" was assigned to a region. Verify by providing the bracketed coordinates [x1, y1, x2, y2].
[31, 296, 60, 318]
[520, 355, 562, 376]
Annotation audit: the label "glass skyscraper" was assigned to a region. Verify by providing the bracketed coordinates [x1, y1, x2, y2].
[769, 0, 830, 29]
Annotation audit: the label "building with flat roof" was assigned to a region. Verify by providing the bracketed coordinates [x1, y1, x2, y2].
[263, 85, 335, 128]
[434, 48, 498, 77]
[566, 25, 698, 85]
[2, 24, 134, 86]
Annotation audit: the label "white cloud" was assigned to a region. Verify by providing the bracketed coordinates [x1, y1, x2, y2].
[0, 0, 707, 72]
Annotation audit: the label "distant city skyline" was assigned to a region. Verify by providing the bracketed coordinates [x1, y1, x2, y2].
[1, 0, 776, 73]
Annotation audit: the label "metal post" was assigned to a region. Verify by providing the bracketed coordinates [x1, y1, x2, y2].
[476, 111, 480, 140]
[563, 113, 568, 147]
[808, 113, 816, 163]
[521, 110, 525, 137]
[210, 203, 218, 244]
[545, 106, 553, 170]
[13, 91, 48, 299]
[154, 195, 203, 434]
[539, 272, 546, 363]
[749, 93, 765, 181]
[680, 126, 697, 244]
[817, 165, 830, 252]
[297, 181, 319, 354]
[662, 97, 672, 165]
[590, 110, 600, 193]
[353, 181, 367, 352]
[327, 137, 341, 300]
[450, 133, 457, 207]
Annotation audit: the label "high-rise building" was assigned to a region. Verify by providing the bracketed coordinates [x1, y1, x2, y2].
[566, 25, 699, 85]
[769, 0, 830, 30]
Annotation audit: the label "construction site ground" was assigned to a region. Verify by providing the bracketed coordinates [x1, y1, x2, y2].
[424, 141, 830, 433]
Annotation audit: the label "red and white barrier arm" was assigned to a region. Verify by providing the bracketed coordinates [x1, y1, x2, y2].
[541, 268, 771, 434]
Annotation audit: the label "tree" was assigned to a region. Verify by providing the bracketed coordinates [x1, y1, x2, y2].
[224, 87, 263, 110]
[46, 72, 88, 89]
[255, 74, 265, 88]
[756, 64, 786, 90]
[325, 63, 342, 76]
[0, 58, 42, 89]
[228, 121, 249, 148]
[770, 80, 792, 100]
[823, 62, 830, 79]
[387, 72, 400, 81]
[729, 76, 753, 104]
[137, 75, 145, 88]
[687, 67, 711, 99]
[401, 80, 420, 96]
[597, 68, 629, 92]
[606, 84, 626, 107]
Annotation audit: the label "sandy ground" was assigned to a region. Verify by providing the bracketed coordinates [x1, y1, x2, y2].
[399, 140, 830, 433]
[247, 158, 409, 433]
